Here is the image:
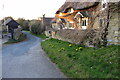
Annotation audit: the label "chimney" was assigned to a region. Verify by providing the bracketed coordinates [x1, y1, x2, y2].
[42, 14, 45, 25]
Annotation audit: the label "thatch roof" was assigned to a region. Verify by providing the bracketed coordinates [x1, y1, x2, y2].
[56, 0, 99, 14]
[51, 18, 67, 23]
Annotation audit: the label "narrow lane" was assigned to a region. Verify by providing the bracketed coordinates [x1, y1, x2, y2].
[2, 32, 65, 78]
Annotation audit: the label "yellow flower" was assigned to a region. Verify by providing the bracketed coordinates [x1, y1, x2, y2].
[69, 44, 72, 47]
[79, 47, 83, 50]
[76, 49, 78, 51]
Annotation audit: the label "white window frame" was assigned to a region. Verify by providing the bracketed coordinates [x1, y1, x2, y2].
[81, 18, 88, 29]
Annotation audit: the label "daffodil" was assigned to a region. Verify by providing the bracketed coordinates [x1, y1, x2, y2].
[69, 44, 72, 47]
[76, 49, 78, 51]
[79, 47, 83, 50]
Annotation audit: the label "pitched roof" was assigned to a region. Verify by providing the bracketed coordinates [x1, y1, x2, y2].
[51, 18, 57, 23]
[56, 0, 99, 14]
[44, 18, 53, 26]
[4, 18, 12, 25]
[5, 18, 19, 28]
[51, 17, 67, 23]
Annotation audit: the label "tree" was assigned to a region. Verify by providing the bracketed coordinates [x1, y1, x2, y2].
[29, 20, 45, 35]
[17, 18, 30, 31]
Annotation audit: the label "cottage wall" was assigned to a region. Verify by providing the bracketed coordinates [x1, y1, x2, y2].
[107, 3, 120, 45]
[88, 2, 120, 45]
[51, 2, 119, 46]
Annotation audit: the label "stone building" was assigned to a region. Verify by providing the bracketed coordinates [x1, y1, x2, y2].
[51, 0, 120, 46]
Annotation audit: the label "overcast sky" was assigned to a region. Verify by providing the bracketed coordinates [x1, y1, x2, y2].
[0, 0, 66, 20]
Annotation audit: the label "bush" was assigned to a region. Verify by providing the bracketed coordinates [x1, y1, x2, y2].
[30, 21, 45, 35]
[17, 18, 30, 31]
[30, 32, 49, 39]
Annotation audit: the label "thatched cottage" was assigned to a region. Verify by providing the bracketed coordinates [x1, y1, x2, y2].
[51, 0, 120, 46]
[51, 17, 67, 30]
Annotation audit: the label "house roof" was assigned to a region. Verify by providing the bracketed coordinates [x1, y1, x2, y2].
[4, 18, 12, 25]
[51, 17, 67, 23]
[56, 0, 99, 14]
[51, 18, 57, 23]
[44, 18, 53, 26]
[5, 18, 20, 28]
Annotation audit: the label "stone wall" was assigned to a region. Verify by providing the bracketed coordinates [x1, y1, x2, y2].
[51, 29, 96, 46]
[107, 3, 120, 45]
[14, 27, 22, 40]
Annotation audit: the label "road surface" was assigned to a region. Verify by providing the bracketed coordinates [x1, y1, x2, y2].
[2, 32, 65, 78]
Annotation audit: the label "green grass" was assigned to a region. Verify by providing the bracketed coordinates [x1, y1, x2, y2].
[4, 34, 27, 44]
[30, 32, 49, 39]
[41, 38, 120, 78]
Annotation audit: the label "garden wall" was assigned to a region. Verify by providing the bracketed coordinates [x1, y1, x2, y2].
[51, 29, 96, 46]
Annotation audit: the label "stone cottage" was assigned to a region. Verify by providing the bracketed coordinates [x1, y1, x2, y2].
[50, 0, 120, 46]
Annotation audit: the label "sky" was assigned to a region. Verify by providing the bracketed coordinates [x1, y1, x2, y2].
[0, 0, 66, 20]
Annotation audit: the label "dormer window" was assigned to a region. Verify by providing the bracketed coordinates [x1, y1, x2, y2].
[66, 8, 74, 13]
[70, 8, 74, 13]
[59, 12, 63, 16]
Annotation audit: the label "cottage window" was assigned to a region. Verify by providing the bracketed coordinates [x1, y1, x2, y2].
[59, 13, 63, 16]
[81, 17, 88, 29]
[82, 20, 87, 26]
[67, 8, 74, 13]
[70, 8, 74, 13]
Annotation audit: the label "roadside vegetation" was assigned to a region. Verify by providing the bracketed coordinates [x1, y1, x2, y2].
[17, 18, 30, 31]
[41, 38, 120, 78]
[30, 32, 48, 39]
[29, 20, 48, 39]
[4, 34, 27, 44]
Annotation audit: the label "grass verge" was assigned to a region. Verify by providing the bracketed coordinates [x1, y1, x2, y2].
[30, 32, 49, 39]
[4, 34, 27, 44]
[41, 38, 120, 78]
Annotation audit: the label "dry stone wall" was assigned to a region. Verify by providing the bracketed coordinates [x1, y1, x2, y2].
[51, 29, 96, 46]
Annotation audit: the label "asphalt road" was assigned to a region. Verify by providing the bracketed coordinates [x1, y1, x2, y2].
[2, 32, 65, 78]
